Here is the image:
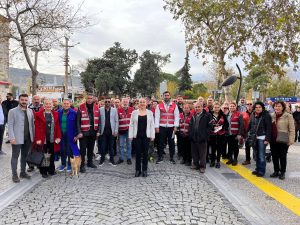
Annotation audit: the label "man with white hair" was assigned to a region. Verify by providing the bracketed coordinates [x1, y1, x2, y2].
[116, 98, 134, 164]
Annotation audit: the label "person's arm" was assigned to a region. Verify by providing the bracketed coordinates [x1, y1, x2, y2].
[8, 109, 15, 143]
[149, 111, 155, 140]
[288, 114, 296, 146]
[174, 105, 180, 130]
[238, 115, 244, 137]
[76, 109, 82, 136]
[265, 113, 272, 143]
[114, 109, 119, 135]
[128, 111, 135, 139]
[155, 105, 160, 129]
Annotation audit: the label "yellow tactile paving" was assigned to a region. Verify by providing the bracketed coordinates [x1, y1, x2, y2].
[221, 159, 300, 216]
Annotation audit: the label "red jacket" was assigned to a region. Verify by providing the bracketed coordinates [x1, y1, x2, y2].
[34, 110, 62, 153]
[242, 110, 251, 134]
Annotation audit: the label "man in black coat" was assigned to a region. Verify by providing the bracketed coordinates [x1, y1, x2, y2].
[189, 102, 213, 173]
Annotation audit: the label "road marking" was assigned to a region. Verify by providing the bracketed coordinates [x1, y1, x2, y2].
[221, 160, 300, 216]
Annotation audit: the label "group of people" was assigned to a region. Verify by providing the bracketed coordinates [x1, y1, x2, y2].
[1, 91, 298, 182]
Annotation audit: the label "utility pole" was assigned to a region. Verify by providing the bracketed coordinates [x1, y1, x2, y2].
[61, 37, 79, 98]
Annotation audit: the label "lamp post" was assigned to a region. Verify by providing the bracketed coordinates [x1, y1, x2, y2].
[221, 63, 243, 105]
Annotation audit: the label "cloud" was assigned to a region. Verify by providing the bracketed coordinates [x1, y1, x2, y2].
[11, 0, 212, 81]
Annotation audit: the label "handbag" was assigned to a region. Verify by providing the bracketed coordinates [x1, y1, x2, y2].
[26, 145, 44, 166]
[40, 153, 51, 167]
[247, 117, 262, 148]
[276, 131, 289, 144]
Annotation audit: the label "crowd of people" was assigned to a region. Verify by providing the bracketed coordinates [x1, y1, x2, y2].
[0, 91, 299, 183]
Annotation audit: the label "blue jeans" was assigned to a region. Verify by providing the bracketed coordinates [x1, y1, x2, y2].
[61, 133, 72, 167]
[119, 132, 132, 160]
[254, 139, 267, 175]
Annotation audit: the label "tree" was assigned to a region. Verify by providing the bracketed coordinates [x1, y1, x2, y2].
[133, 50, 170, 96]
[81, 43, 138, 96]
[0, 0, 90, 94]
[177, 51, 192, 92]
[164, 0, 300, 101]
[267, 78, 296, 97]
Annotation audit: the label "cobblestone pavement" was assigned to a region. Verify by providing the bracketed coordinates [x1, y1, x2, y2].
[0, 159, 250, 225]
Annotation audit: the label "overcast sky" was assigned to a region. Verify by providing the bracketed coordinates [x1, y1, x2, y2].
[10, 0, 216, 81]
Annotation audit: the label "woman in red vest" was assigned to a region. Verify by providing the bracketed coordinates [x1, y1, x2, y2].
[34, 99, 61, 178]
[226, 102, 244, 166]
[209, 102, 229, 168]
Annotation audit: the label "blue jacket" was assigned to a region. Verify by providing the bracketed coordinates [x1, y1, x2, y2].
[58, 108, 80, 156]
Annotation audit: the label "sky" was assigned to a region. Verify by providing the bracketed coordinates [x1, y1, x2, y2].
[10, 0, 214, 81]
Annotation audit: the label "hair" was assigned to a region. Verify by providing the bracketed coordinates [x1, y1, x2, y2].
[213, 101, 221, 107]
[273, 101, 286, 112]
[43, 98, 53, 104]
[7, 93, 13, 97]
[63, 98, 72, 103]
[163, 91, 170, 96]
[19, 94, 28, 99]
[229, 101, 237, 106]
[177, 95, 182, 98]
[253, 101, 265, 111]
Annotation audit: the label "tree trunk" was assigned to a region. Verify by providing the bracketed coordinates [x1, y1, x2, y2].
[218, 53, 231, 102]
[31, 69, 38, 95]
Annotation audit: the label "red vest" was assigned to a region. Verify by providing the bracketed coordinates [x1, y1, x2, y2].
[230, 111, 240, 135]
[179, 112, 192, 136]
[118, 107, 134, 131]
[159, 102, 176, 126]
[242, 111, 251, 133]
[79, 103, 99, 132]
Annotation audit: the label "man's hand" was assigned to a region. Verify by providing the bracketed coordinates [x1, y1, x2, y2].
[36, 140, 42, 145]
[150, 138, 154, 141]
[96, 132, 100, 137]
[174, 127, 177, 132]
[264, 140, 269, 145]
[113, 133, 118, 137]
[10, 139, 16, 145]
[77, 133, 83, 138]
[55, 138, 61, 144]
[155, 128, 159, 133]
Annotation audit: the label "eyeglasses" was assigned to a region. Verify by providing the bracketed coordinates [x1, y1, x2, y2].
[223, 107, 229, 110]
[247, 103, 252, 105]
[105, 101, 111, 103]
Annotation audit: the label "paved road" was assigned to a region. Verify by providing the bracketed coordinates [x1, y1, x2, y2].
[0, 159, 249, 225]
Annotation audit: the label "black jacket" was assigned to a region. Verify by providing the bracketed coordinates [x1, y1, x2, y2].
[293, 111, 300, 124]
[248, 111, 272, 142]
[189, 110, 213, 143]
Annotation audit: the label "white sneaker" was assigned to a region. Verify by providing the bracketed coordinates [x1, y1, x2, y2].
[95, 154, 101, 161]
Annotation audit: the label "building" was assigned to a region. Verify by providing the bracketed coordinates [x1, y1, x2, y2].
[0, 16, 11, 97]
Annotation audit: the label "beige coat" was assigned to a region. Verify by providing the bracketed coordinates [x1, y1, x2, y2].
[271, 112, 295, 146]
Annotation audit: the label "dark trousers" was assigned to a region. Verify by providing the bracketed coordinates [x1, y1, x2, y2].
[245, 138, 251, 161]
[209, 135, 225, 163]
[191, 141, 207, 168]
[222, 137, 228, 157]
[154, 133, 159, 149]
[227, 135, 239, 161]
[11, 140, 32, 175]
[0, 124, 4, 151]
[295, 127, 300, 142]
[177, 134, 191, 162]
[113, 136, 117, 156]
[270, 142, 289, 173]
[99, 133, 114, 161]
[158, 127, 175, 159]
[39, 142, 55, 175]
[79, 135, 96, 166]
[135, 137, 149, 172]
[61, 133, 72, 167]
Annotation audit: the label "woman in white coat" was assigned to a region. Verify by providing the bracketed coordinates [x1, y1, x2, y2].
[129, 98, 155, 177]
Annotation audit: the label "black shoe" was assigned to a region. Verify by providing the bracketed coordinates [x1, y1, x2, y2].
[127, 159, 132, 165]
[226, 160, 233, 165]
[135, 171, 141, 177]
[256, 173, 264, 177]
[109, 160, 117, 166]
[215, 162, 220, 168]
[12, 175, 20, 183]
[279, 173, 285, 180]
[49, 171, 57, 176]
[116, 159, 124, 164]
[270, 172, 279, 178]
[180, 160, 186, 164]
[20, 172, 31, 179]
[80, 166, 86, 173]
[252, 171, 258, 175]
[142, 171, 148, 177]
[99, 159, 105, 166]
[42, 174, 48, 178]
[27, 167, 34, 172]
[156, 158, 163, 164]
[210, 161, 215, 167]
[87, 163, 97, 168]
[232, 160, 238, 166]
[185, 162, 191, 167]
[170, 159, 176, 164]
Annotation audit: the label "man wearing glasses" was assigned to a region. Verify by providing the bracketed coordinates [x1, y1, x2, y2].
[241, 101, 253, 165]
[77, 94, 100, 173]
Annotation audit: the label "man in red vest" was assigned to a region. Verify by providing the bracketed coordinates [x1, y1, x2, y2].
[155, 91, 179, 164]
[116, 98, 134, 164]
[76, 94, 100, 173]
[178, 103, 193, 166]
[226, 102, 244, 166]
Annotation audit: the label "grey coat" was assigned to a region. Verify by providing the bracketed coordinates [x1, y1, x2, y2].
[8, 106, 35, 144]
[99, 107, 119, 135]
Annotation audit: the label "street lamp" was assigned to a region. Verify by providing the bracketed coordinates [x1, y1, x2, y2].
[221, 63, 243, 105]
